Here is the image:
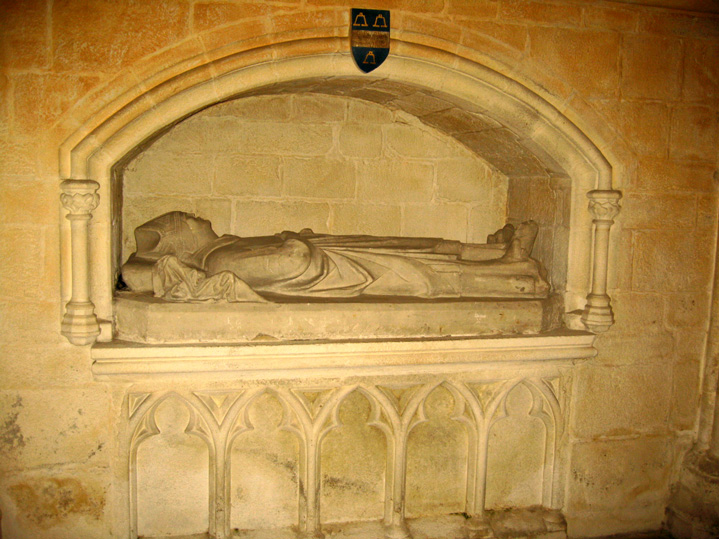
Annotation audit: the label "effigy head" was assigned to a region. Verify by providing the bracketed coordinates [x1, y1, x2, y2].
[133, 211, 218, 262]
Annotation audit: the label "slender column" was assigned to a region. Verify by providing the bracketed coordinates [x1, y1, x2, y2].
[60, 180, 100, 345]
[581, 189, 622, 333]
[465, 428, 492, 539]
[384, 436, 411, 539]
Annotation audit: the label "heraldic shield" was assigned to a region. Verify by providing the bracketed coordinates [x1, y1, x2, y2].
[350, 8, 390, 73]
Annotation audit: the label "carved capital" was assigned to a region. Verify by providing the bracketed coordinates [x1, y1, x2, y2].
[587, 190, 621, 222]
[61, 180, 100, 216]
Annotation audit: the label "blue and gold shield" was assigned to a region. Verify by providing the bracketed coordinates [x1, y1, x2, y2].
[350, 8, 390, 74]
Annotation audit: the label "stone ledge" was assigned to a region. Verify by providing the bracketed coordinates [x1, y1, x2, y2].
[91, 330, 596, 380]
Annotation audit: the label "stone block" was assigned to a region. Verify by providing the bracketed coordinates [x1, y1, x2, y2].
[338, 124, 383, 158]
[0, 0, 49, 70]
[674, 328, 707, 364]
[203, 95, 292, 121]
[282, 157, 355, 199]
[461, 21, 528, 51]
[198, 18, 271, 54]
[2, 469, 110, 539]
[195, 198, 232, 236]
[634, 158, 715, 193]
[395, 13, 462, 44]
[0, 388, 110, 471]
[421, 107, 502, 136]
[671, 358, 701, 431]
[572, 363, 672, 437]
[436, 157, 497, 202]
[0, 226, 46, 300]
[268, 9, 345, 35]
[214, 155, 281, 197]
[684, 38, 719, 102]
[639, 11, 719, 38]
[499, 0, 581, 25]
[594, 100, 670, 157]
[485, 384, 546, 509]
[114, 294, 558, 344]
[321, 391, 386, 522]
[386, 124, 457, 159]
[307, 0, 443, 11]
[356, 160, 434, 204]
[124, 150, 212, 196]
[633, 230, 713, 292]
[390, 91, 453, 117]
[665, 292, 711, 329]
[347, 100, 394, 123]
[621, 193, 697, 230]
[469, 201, 508, 244]
[0, 300, 63, 345]
[135, 397, 210, 537]
[0, 139, 36, 178]
[567, 437, 673, 515]
[0, 179, 56, 226]
[696, 194, 718, 230]
[330, 203, 402, 236]
[292, 94, 346, 122]
[201, 118, 334, 155]
[456, 130, 546, 176]
[670, 105, 719, 162]
[0, 343, 94, 389]
[12, 73, 99, 135]
[583, 5, 638, 32]
[622, 35, 683, 100]
[447, 0, 498, 18]
[528, 27, 620, 99]
[593, 330, 674, 367]
[406, 386, 467, 516]
[193, 2, 285, 33]
[609, 292, 665, 334]
[149, 117, 209, 154]
[232, 200, 330, 237]
[403, 204, 469, 242]
[52, 0, 190, 71]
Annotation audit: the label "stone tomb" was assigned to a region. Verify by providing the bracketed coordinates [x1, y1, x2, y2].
[59, 56, 622, 539]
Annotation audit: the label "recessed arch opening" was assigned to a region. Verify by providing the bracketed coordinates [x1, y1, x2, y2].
[59, 39, 617, 341]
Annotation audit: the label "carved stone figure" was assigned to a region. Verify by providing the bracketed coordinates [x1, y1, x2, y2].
[121, 212, 549, 302]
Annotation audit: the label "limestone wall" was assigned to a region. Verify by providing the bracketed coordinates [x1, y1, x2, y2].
[1, 2, 718, 538]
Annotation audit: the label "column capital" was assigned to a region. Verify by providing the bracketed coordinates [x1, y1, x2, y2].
[587, 189, 622, 222]
[61, 179, 100, 216]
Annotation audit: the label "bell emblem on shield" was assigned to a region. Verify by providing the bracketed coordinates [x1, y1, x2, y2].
[350, 8, 390, 74]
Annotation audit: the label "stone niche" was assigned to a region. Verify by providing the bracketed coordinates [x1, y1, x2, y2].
[59, 48, 621, 539]
[112, 90, 568, 344]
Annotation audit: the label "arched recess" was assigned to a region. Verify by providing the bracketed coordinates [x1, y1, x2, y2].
[57, 37, 621, 345]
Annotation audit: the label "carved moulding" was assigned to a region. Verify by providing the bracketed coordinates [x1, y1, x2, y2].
[121, 363, 577, 539]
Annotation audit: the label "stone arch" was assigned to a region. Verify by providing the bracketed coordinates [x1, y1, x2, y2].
[58, 36, 621, 344]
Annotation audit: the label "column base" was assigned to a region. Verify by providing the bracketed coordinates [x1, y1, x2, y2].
[465, 516, 493, 538]
[61, 301, 100, 345]
[384, 520, 411, 539]
[666, 450, 719, 539]
[581, 293, 615, 333]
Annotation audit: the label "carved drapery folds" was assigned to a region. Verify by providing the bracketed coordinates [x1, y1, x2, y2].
[125, 375, 568, 539]
[582, 190, 622, 333]
[60, 179, 101, 345]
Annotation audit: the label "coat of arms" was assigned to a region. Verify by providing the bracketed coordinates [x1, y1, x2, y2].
[350, 8, 390, 73]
